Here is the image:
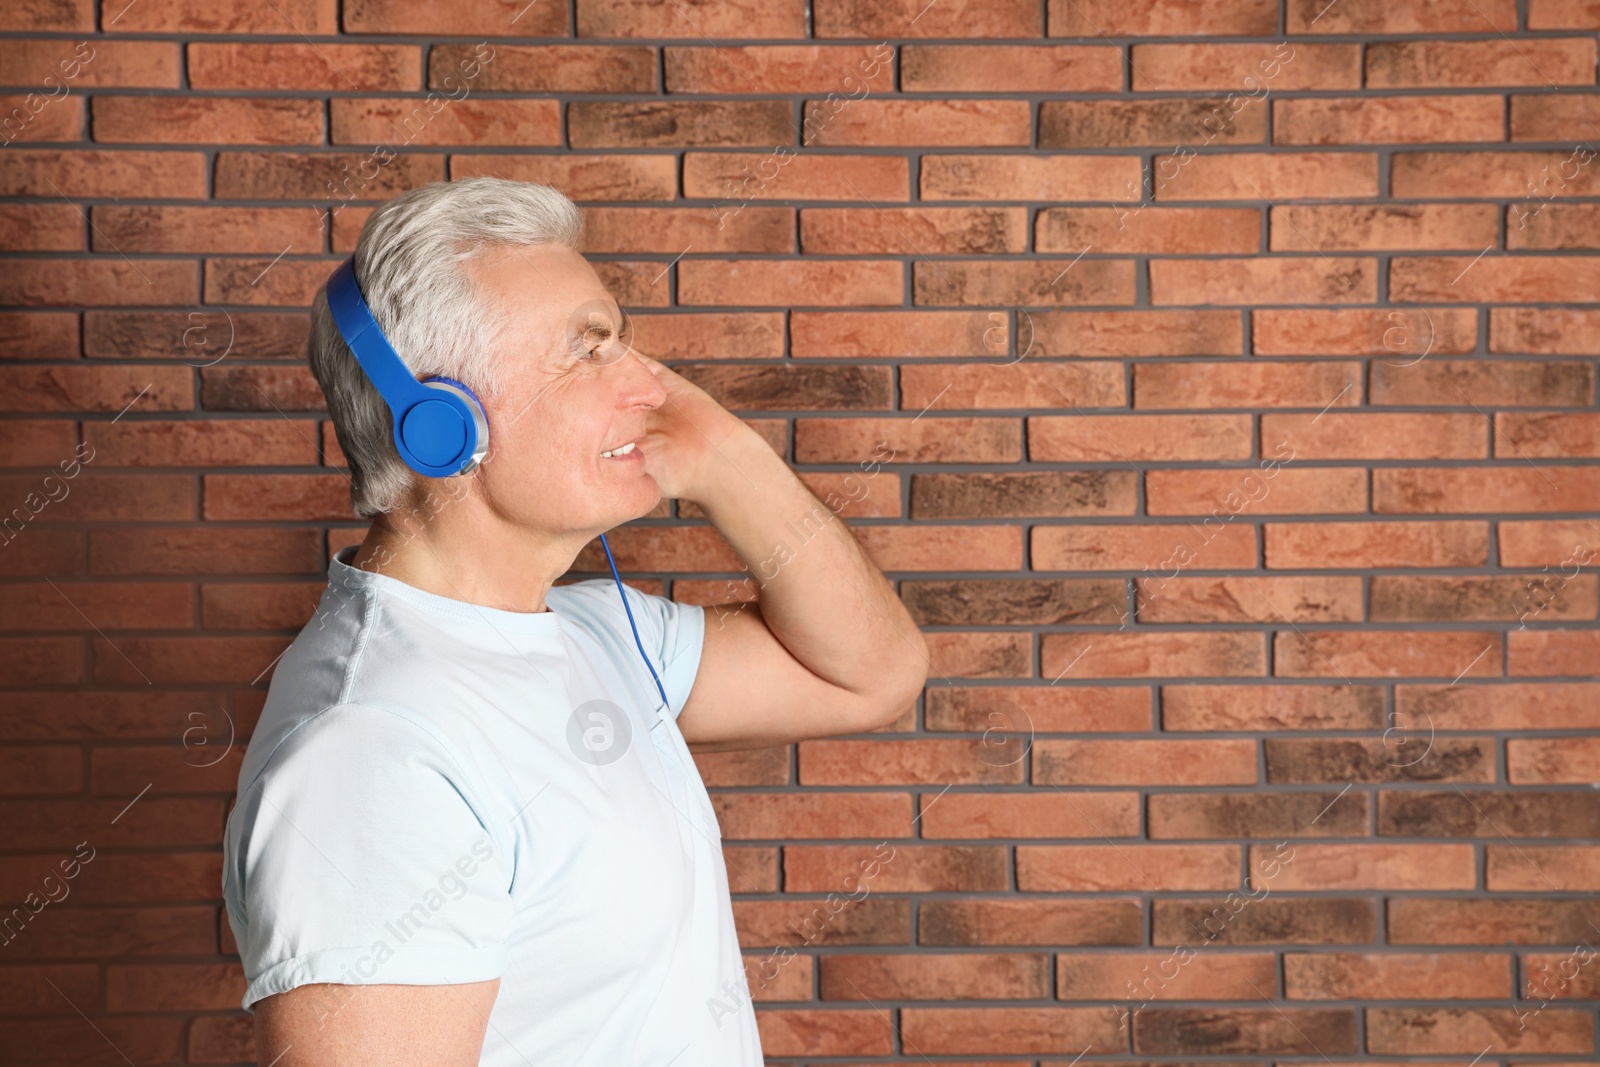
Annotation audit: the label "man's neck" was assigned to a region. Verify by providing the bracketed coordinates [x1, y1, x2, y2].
[348, 495, 589, 616]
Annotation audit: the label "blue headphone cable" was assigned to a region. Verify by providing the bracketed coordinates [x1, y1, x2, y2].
[597, 531, 672, 713]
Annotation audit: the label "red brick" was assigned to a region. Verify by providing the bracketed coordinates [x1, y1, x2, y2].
[733, 897, 909, 947]
[1041, 98, 1266, 149]
[188, 42, 421, 91]
[1150, 257, 1377, 305]
[2, 1019, 183, 1063]
[799, 740, 1025, 785]
[108, 0, 337, 32]
[0, 418, 77, 466]
[686, 152, 904, 205]
[1042, 630, 1266, 679]
[568, 101, 796, 149]
[1130, 42, 1359, 90]
[1035, 739, 1258, 785]
[1138, 1007, 1360, 1054]
[1367, 1007, 1590, 1054]
[0, 39, 179, 87]
[93, 96, 323, 144]
[1278, 95, 1504, 145]
[900, 363, 1125, 410]
[0, 746, 80, 794]
[1033, 520, 1258, 571]
[3, 0, 93, 30]
[1253, 307, 1477, 356]
[350, 0, 567, 33]
[0, 581, 192, 630]
[0, 205, 81, 251]
[91, 635, 291, 685]
[1393, 151, 1600, 198]
[914, 259, 1135, 307]
[332, 97, 561, 147]
[796, 417, 1019, 464]
[919, 793, 1141, 840]
[1372, 358, 1592, 407]
[1258, 843, 1477, 889]
[668, 43, 898, 93]
[1375, 467, 1600, 514]
[1050, 0, 1276, 36]
[1161, 683, 1386, 731]
[807, 100, 1033, 147]
[215, 151, 445, 199]
[803, 207, 1026, 254]
[1147, 466, 1366, 515]
[0, 257, 198, 307]
[1267, 521, 1491, 572]
[1138, 575, 1365, 623]
[786, 845, 1006, 892]
[1274, 630, 1503, 678]
[86, 419, 318, 466]
[1271, 204, 1498, 251]
[1509, 629, 1600, 676]
[1263, 413, 1486, 459]
[0, 92, 84, 145]
[1397, 681, 1600, 729]
[756, 1008, 893, 1057]
[1288, 0, 1517, 33]
[0, 799, 222, 849]
[89, 526, 324, 575]
[91, 205, 324, 255]
[1137, 360, 1359, 408]
[903, 45, 1118, 91]
[1059, 950, 1275, 1000]
[1368, 39, 1595, 88]
[920, 154, 1141, 201]
[709, 792, 911, 840]
[1019, 844, 1238, 891]
[1030, 414, 1253, 460]
[821, 952, 1048, 1000]
[84, 309, 309, 361]
[903, 1005, 1125, 1055]
[680, 258, 902, 306]
[1498, 521, 1600, 568]
[587, 0, 800, 36]
[1155, 152, 1379, 200]
[579, 207, 793, 254]
[1285, 952, 1511, 998]
[920, 898, 1141, 946]
[818, 0, 1035, 36]
[1038, 206, 1259, 254]
[107, 963, 245, 1011]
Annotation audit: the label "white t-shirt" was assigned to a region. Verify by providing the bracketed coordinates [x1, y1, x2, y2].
[222, 544, 763, 1066]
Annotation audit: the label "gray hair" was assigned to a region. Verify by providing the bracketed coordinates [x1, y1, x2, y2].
[308, 177, 584, 518]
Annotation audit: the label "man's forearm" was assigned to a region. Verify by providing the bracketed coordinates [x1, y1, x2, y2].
[690, 426, 928, 708]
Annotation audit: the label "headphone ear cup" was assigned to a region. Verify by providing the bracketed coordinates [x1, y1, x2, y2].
[404, 376, 490, 476]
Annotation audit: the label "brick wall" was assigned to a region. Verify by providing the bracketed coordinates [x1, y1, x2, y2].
[3, 0, 1600, 1063]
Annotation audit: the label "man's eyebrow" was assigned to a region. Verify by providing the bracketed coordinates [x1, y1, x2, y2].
[567, 304, 630, 340]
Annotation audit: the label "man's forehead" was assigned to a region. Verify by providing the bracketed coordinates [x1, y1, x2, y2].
[475, 247, 619, 332]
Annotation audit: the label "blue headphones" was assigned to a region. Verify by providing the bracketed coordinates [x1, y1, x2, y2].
[324, 255, 672, 712]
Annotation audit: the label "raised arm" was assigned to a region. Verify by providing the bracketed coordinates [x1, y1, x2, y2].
[635, 355, 929, 752]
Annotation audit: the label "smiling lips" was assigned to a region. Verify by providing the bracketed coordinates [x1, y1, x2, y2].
[601, 441, 638, 458]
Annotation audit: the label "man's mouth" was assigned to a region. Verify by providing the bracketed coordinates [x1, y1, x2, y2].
[601, 441, 638, 458]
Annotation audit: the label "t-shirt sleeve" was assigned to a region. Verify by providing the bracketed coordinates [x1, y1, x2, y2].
[630, 588, 707, 723]
[225, 703, 514, 1012]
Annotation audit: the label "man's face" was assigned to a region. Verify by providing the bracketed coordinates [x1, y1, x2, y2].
[462, 242, 667, 535]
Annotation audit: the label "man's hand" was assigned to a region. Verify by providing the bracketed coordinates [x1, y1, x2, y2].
[253, 980, 499, 1067]
[635, 353, 752, 503]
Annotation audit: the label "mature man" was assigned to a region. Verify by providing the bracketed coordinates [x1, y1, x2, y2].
[220, 177, 928, 1066]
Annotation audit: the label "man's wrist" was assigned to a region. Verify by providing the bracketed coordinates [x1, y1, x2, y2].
[687, 423, 787, 522]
